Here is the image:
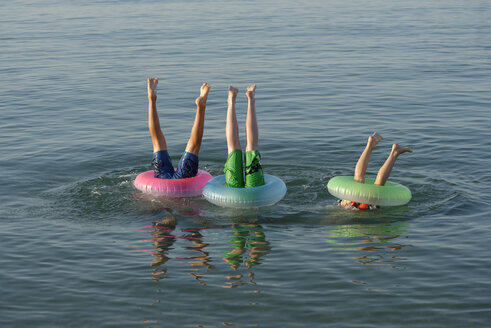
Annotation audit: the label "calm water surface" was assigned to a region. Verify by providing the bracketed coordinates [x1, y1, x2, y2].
[1, 0, 491, 327]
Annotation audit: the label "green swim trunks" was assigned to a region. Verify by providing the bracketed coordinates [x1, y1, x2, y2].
[244, 150, 265, 188]
[224, 149, 265, 188]
[224, 149, 244, 188]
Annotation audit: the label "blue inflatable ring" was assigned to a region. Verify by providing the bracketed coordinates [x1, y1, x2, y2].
[203, 174, 287, 208]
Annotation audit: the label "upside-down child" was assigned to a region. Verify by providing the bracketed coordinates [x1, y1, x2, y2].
[147, 78, 210, 180]
[224, 84, 265, 189]
[340, 132, 412, 210]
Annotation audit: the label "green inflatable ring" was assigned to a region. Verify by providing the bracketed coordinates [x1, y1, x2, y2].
[327, 176, 411, 206]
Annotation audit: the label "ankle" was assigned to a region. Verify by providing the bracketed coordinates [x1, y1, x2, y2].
[195, 97, 207, 108]
[365, 144, 375, 153]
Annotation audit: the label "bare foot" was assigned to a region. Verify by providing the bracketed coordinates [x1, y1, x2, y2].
[195, 82, 210, 107]
[228, 85, 239, 104]
[148, 78, 158, 99]
[392, 143, 413, 156]
[246, 84, 256, 99]
[367, 132, 383, 149]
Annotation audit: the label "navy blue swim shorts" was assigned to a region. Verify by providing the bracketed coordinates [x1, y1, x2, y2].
[152, 150, 199, 179]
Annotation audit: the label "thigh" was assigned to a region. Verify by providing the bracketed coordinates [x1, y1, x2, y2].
[224, 149, 244, 188]
[244, 150, 265, 188]
[152, 150, 175, 179]
[174, 151, 199, 179]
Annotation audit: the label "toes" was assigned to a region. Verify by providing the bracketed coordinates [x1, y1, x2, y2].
[392, 144, 412, 154]
[148, 78, 158, 89]
[372, 132, 383, 141]
[199, 83, 210, 97]
[246, 84, 256, 92]
[401, 146, 413, 153]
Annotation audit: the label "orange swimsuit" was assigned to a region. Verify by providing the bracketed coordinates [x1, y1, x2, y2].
[338, 200, 378, 210]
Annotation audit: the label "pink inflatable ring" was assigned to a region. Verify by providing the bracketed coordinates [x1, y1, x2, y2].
[134, 170, 213, 197]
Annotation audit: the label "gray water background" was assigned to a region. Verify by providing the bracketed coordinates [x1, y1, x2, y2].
[1, 0, 491, 327]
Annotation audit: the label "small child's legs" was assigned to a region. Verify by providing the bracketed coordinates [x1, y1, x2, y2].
[223, 84, 264, 189]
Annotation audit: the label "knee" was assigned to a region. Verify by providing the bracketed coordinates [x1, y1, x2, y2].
[185, 145, 200, 156]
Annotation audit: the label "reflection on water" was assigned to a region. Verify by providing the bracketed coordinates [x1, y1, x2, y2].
[148, 215, 178, 282]
[327, 221, 411, 269]
[184, 227, 213, 286]
[222, 220, 271, 289]
[138, 214, 268, 326]
[140, 212, 215, 284]
[138, 211, 270, 289]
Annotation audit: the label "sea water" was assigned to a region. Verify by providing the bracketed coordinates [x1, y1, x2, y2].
[1, 0, 490, 327]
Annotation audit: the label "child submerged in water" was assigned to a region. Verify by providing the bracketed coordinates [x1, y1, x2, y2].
[147, 78, 210, 179]
[223, 84, 265, 189]
[340, 132, 412, 210]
